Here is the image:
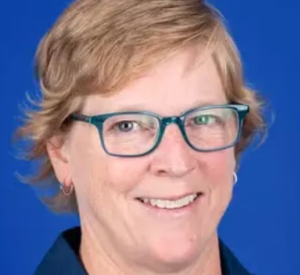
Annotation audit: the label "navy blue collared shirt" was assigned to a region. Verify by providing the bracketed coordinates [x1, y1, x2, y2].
[34, 227, 254, 275]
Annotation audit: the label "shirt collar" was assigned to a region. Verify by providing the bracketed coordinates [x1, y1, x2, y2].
[35, 227, 253, 275]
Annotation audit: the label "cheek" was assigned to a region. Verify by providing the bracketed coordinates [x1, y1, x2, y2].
[203, 149, 236, 184]
[68, 127, 148, 200]
[201, 149, 235, 212]
[101, 158, 149, 195]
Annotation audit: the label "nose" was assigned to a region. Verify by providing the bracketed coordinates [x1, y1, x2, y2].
[149, 123, 197, 178]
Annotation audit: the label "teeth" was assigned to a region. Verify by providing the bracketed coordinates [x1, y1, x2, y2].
[141, 194, 198, 209]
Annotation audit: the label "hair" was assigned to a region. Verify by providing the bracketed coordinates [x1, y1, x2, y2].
[15, 0, 267, 213]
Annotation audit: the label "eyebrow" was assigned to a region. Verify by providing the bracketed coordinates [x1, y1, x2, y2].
[109, 99, 229, 114]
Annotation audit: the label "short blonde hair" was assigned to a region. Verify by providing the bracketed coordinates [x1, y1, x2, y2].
[15, 0, 267, 213]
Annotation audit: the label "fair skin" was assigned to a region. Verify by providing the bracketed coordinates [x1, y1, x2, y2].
[48, 46, 236, 275]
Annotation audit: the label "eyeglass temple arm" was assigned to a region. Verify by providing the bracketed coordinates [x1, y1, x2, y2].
[70, 113, 92, 123]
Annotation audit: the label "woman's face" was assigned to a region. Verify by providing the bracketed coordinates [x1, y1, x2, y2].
[53, 47, 236, 269]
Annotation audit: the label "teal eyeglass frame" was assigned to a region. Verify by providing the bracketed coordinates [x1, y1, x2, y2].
[70, 104, 249, 157]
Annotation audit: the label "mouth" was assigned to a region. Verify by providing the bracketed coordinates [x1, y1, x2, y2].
[136, 193, 202, 210]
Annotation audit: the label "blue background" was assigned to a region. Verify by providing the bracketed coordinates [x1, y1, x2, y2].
[0, 1, 299, 274]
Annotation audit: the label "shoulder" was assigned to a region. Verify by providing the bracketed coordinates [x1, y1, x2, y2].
[34, 227, 87, 275]
[35, 227, 255, 275]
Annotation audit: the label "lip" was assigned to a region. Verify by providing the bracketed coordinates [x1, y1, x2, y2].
[136, 192, 203, 201]
[136, 193, 204, 218]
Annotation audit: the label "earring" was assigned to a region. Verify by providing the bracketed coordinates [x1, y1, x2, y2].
[60, 182, 74, 196]
[233, 172, 238, 185]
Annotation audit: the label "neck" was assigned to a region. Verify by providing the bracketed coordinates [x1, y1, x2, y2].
[79, 222, 222, 275]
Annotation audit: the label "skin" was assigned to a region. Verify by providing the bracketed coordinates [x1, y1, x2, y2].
[48, 45, 236, 275]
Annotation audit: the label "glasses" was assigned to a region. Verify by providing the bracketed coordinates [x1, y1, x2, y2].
[70, 104, 249, 157]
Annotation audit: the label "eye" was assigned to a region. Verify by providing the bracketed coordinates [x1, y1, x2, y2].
[193, 115, 217, 125]
[115, 121, 137, 132]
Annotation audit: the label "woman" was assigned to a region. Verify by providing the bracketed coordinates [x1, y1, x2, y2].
[16, 0, 266, 274]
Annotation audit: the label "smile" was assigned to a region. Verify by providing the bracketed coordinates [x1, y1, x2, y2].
[138, 193, 201, 209]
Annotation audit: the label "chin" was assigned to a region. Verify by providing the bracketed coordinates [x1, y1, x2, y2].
[148, 233, 202, 269]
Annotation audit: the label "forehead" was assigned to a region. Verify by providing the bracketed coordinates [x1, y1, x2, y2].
[83, 46, 226, 116]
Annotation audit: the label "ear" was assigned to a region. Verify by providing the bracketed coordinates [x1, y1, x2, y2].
[46, 136, 72, 187]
